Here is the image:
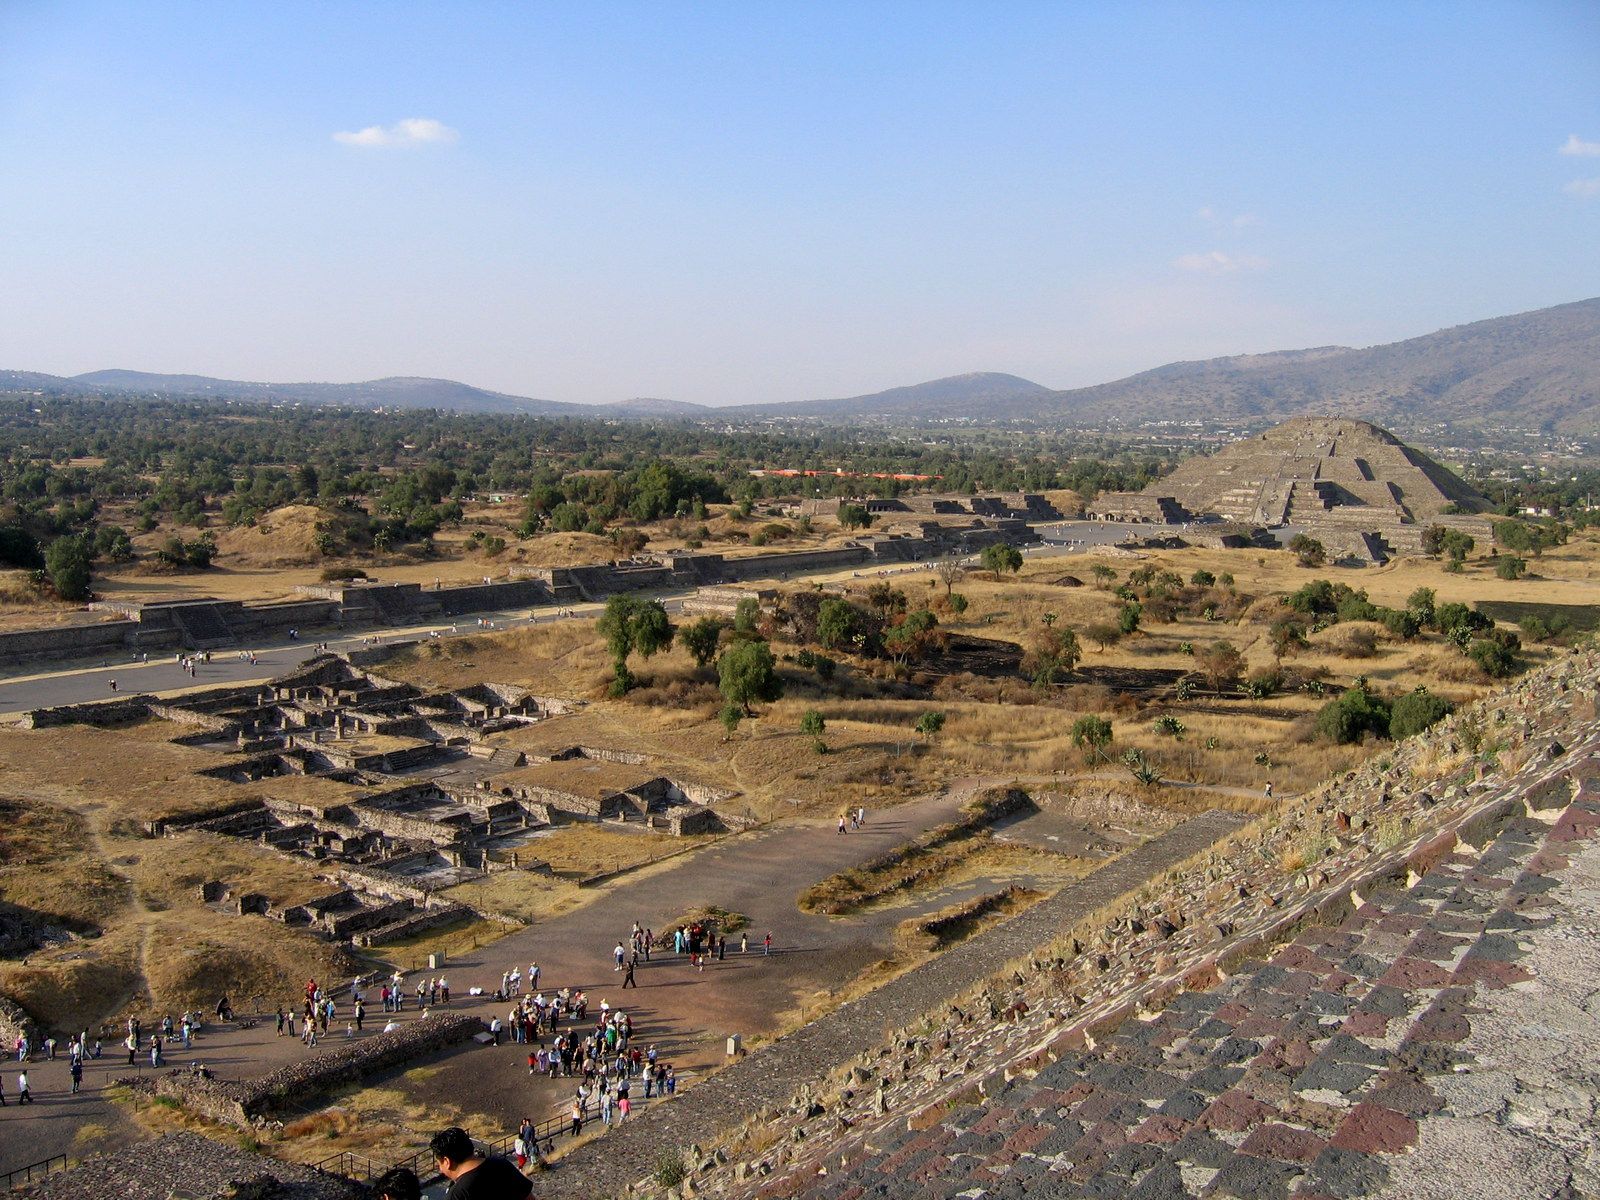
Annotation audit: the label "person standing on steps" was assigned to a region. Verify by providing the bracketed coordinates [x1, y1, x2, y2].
[430, 1127, 531, 1200]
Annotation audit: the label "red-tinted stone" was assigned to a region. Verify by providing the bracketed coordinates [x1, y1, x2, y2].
[1329, 1101, 1419, 1154]
[1070, 1119, 1128, 1157]
[1263, 1037, 1319, 1072]
[1238, 1122, 1328, 1163]
[1378, 957, 1453, 990]
[1003, 1123, 1052, 1155]
[1406, 1007, 1470, 1044]
[1129, 1114, 1192, 1145]
[1451, 958, 1533, 989]
[1200, 1089, 1279, 1132]
[1340, 1010, 1390, 1039]
[1215, 1001, 1251, 1024]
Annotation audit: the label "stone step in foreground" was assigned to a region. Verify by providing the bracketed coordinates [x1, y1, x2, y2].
[540, 809, 1249, 1199]
[753, 774, 1600, 1200]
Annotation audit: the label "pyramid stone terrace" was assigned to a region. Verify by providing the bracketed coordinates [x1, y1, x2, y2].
[1092, 418, 1497, 560]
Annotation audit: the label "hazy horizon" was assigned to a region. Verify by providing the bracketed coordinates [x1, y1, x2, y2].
[3, 3, 1597, 405]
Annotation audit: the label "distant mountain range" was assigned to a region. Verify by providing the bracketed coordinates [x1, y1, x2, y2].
[5, 297, 1597, 432]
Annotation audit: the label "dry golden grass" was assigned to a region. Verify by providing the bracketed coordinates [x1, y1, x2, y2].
[0, 720, 361, 824]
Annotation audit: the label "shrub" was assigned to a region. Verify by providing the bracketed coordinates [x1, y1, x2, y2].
[1246, 670, 1281, 699]
[1493, 554, 1526, 581]
[1389, 688, 1453, 739]
[1379, 608, 1421, 639]
[1467, 633, 1519, 678]
[1153, 715, 1186, 740]
[1315, 685, 1392, 744]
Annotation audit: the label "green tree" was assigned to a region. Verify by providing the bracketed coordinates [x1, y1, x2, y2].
[816, 597, 861, 651]
[884, 608, 940, 666]
[981, 542, 1023, 580]
[800, 709, 827, 752]
[1090, 564, 1117, 588]
[718, 639, 783, 715]
[598, 595, 675, 695]
[914, 710, 946, 739]
[719, 702, 743, 737]
[1493, 554, 1526, 581]
[837, 503, 873, 530]
[733, 595, 762, 636]
[680, 617, 726, 669]
[1025, 625, 1081, 688]
[1117, 601, 1143, 635]
[1406, 587, 1436, 626]
[1288, 534, 1326, 568]
[1070, 714, 1113, 762]
[45, 534, 92, 601]
[1437, 529, 1475, 565]
[1084, 621, 1121, 652]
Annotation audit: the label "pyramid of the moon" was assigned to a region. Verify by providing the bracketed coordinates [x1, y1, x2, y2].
[1148, 417, 1488, 526]
[1087, 417, 1496, 558]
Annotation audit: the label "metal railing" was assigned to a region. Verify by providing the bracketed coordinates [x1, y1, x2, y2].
[311, 1118, 575, 1186]
[1, 1155, 68, 1191]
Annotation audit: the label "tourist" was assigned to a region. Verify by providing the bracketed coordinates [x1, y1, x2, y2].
[16, 1070, 32, 1105]
[838, 814, 847, 834]
[70, 1058, 83, 1094]
[371, 1167, 422, 1200]
[763, 931, 772, 955]
[740, 932, 748, 954]
[621, 960, 636, 989]
[613, 942, 625, 971]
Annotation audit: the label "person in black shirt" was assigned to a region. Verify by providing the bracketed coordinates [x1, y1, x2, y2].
[372, 1167, 421, 1200]
[430, 1127, 532, 1200]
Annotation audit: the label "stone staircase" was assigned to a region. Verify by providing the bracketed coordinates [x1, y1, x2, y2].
[169, 601, 239, 649]
[743, 755, 1600, 1200]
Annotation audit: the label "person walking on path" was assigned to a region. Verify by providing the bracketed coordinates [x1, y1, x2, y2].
[763, 931, 772, 956]
[740, 932, 748, 954]
[17, 1070, 32, 1105]
[613, 942, 626, 971]
[838, 815, 847, 834]
[622, 960, 636, 989]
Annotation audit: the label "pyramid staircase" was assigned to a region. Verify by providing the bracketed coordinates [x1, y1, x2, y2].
[787, 743, 1600, 1200]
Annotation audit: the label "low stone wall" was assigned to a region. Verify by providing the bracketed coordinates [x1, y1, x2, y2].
[357, 902, 472, 947]
[19, 694, 155, 728]
[0, 994, 41, 1049]
[136, 1012, 486, 1125]
[0, 617, 138, 671]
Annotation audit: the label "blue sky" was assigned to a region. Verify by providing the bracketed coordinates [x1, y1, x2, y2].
[2, 2, 1597, 405]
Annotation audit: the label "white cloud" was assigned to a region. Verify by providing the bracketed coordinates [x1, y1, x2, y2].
[1558, 134, 1600, 157]
[1173, 250, 1268, 274]
[1563, 177, 1600, 199]
[333, 118, 459, 148]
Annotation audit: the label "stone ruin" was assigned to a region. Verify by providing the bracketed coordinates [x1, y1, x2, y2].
[1091, 417, 1498, 562]
[27, 654, 743, 946]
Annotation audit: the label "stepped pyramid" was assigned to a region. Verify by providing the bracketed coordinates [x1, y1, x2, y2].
[1111, 417, 1495, 558]
[1153, 417, 1487, 527]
